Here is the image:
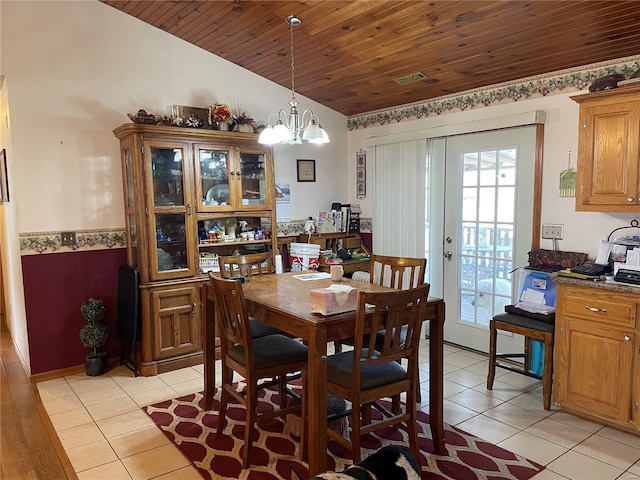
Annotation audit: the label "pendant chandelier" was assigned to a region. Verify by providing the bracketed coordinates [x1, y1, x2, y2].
[258, 15, 329, 145]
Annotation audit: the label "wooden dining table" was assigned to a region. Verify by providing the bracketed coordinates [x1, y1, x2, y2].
[202, 271, 446, 476]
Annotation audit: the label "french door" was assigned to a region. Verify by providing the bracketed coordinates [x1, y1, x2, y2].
[440, 127, 536, 352]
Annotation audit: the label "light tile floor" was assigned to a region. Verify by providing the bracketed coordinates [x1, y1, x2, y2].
[37, 341, 640, 480]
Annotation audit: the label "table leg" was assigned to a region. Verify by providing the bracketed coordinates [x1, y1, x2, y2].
[429, 302, 446, 455]
[306, 327, 328, 476]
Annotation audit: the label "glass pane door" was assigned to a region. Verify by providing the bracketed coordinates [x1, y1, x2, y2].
[155, 213, 188, 272]
[459, 148, 515, 328]
[147, 142, 193, 278]
[198, 147, 231, 209]
[239, 152, 267, 208]
[442, 127, 535, 353]
[152, 147, 185, 207]
[124, 148, 135, 208]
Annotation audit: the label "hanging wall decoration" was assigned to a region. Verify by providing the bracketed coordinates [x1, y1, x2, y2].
[559, 151, 576, 197]
[356, 149, 366, 199]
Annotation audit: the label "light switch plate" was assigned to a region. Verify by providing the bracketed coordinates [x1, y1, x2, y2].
[542, 224, 564, 239]
[61, 231, 76, 246]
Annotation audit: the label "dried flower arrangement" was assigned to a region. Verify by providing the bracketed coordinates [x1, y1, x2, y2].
[209, 104, 234, 124]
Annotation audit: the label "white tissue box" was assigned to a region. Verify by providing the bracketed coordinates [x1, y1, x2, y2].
[310, 287, 358, 315]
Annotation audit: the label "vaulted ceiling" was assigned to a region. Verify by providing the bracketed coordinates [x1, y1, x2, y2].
[101, 1, 640, 116]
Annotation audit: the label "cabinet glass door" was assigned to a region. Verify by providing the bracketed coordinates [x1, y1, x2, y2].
[239, 152, 268, 208]
[147, 142, 194, 279]
[121, 143, 138, 268]
[152, 146, 185, 207]
[124, 148, 135, 208]
[196, 147, 233, 211]
[155, 213, 188, 272]
[128, 214, 138, 269]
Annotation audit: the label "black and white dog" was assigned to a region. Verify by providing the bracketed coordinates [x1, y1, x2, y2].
[291, 445, 422, 480]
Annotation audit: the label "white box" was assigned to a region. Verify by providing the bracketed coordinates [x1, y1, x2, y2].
[310, 287, 358, 316]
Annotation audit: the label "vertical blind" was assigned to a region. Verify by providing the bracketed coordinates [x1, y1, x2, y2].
[372, 139, 431, 259]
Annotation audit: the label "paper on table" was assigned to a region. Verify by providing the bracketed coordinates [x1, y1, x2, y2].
[614, 263, 640, 275]
[626, 248, 640, 266]
[595, 240, 611, 264]
[521, 288, 546, 305]
[293, 272, 331, 281]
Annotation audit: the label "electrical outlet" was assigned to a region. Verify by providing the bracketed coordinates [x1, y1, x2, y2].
[541, 224, 564, 240]
[60, 231, 76, 246]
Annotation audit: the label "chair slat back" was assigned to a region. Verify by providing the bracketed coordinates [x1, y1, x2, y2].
[369, 254, 427, 290]
[208, 273, 253, 358]
[219, 252, 273, 278]
[355, 284, 430, 367]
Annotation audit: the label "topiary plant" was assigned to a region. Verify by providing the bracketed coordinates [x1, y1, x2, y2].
[79, 298, 107, 359]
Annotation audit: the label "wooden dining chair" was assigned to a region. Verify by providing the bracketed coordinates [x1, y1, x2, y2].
[336, 254, 427, 401]
[324, 284, 430, 464]
[369, 254, 427, 290]
[218, 252, 273, 278]
[217, 253, 281, 339]
[209, 274, 308, 468]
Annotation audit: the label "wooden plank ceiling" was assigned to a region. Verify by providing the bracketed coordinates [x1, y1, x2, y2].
[101, 1, 640, 116]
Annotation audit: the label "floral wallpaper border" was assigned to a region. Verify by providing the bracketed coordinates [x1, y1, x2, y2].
[20, 229, 127, 255]
[19, 220, 373, 255]
[347, 55, 640, 130]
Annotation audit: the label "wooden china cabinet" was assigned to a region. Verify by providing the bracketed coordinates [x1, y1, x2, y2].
[114, 124, 277, 375]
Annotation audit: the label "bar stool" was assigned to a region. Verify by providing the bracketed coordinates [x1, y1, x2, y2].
[487, 312, 555, 410]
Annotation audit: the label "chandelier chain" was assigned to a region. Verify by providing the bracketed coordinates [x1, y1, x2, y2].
[289, 20, 296, 101]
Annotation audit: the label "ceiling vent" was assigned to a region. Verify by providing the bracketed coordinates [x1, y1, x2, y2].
[392, 71, 429, 85]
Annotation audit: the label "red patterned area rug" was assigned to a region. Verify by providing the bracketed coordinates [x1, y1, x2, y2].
[144, 386, 544, 480]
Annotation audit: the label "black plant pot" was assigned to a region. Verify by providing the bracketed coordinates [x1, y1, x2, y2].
[85, 353, 107, 376]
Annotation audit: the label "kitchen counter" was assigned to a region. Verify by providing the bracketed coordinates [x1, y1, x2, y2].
[554, 275, 640, 295]
[554, 279, 640, 436]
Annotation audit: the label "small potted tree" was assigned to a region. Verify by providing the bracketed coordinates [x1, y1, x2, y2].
[79, 298, 108, 376]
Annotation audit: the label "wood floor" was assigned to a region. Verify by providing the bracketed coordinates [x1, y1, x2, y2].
[1, 322, 77, 480]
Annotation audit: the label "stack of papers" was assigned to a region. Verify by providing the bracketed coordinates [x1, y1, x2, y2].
[517, 288, 555, 314]
[515, 302, 555, 315]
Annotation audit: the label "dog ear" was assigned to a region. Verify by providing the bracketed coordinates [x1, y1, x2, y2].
[290, 466, 305, 480]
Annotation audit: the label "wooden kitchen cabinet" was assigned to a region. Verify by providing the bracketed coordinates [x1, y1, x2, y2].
[141, 280, 204, 366]
[554, 282, 639, 432]
[114, 124, 277, 375]
[572, 85, 640, 212]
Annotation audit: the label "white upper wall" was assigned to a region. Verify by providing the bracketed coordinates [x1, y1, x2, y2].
[348, 83, 640, 260]
[1, 0, 348, 233]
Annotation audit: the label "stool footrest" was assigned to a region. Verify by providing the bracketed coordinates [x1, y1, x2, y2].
[494, 361, 543, 380]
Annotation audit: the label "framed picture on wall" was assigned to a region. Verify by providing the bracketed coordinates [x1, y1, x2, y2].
[356, 150, 366, 198]
[297, 159, 316, 182]
[0, 149, 8, 202]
